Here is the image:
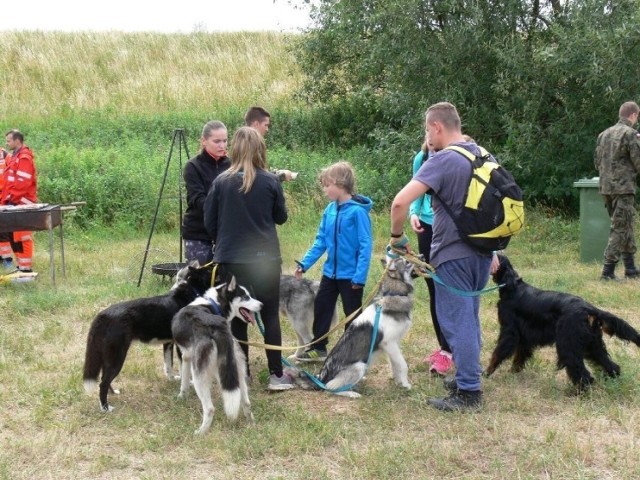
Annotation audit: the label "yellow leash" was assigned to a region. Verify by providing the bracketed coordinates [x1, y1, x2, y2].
[193, 261, 218, 287]
[238, 263, 391, 352]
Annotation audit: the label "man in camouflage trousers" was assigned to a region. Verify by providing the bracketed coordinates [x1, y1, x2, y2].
[594, 101, 640, 280]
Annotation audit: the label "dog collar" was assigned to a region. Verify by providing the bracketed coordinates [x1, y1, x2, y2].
[381, 290, 406, 297]
[207, 298, 222, 315]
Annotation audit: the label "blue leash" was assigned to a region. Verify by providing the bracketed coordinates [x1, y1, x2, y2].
[256, 305, 383, 394]
[386, 245, 503, 297]
[429, 271, 504, 297]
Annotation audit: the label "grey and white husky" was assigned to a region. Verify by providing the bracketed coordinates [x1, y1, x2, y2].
[288, 257, 416, 398]
[279, 275, 337, 359]
[171, 276, 262, 435]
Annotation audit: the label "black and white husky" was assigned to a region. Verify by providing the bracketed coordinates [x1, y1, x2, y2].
[289, 257, 416, 398]
[83, 262, 214, 412]
[172, 276, 262, 435]
[279, 275, 337, 359]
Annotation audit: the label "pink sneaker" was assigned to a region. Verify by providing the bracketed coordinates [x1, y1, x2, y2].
[423, 348, 441, 365]
[429, 350, 454, 375]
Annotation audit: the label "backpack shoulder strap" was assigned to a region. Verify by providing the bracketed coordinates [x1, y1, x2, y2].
[444, 145, 490, 161]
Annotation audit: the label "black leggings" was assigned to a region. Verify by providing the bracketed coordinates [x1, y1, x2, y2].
[313, 276, 364, 350]
[415, 221, 451, 353]
[216, 262, 283, 376]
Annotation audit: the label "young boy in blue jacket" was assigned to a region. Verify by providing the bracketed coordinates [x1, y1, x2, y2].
[294, 161, 373, 361]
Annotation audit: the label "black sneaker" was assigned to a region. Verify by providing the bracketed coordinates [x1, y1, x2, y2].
[295, 348, 327, 362]
[428, 389, 483, 412]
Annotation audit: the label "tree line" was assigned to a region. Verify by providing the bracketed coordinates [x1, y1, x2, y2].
[292, 0, 640, 210]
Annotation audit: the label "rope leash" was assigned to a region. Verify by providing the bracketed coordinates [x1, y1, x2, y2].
[237, 263, 390, 352]
[388, 246, 504, 297]
[253, 303, 382, 394]
[244, 263, 391, 394]
[281, 304, 382, 394]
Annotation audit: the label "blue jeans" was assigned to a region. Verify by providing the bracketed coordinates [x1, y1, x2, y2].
[434, 255, 492, 392]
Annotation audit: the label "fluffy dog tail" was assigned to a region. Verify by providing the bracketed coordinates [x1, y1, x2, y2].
[82, 318, 103, 393]
[211, 328, 242, 420]
[596, 309, 640, 346]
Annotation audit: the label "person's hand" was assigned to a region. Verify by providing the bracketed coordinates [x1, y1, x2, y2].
[294, 265, 304, 279]
[277, 169, 298, 181]
[351, 282, 363, 290]
[409, 214, 424, 233]
[490, 252, 500, 275]
[388, 232, 411, 254]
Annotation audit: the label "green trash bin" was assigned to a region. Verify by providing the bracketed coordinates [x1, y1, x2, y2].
[572, 177, 610, 263]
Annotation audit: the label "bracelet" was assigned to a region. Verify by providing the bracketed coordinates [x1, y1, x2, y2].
[390, 231, 403, 238]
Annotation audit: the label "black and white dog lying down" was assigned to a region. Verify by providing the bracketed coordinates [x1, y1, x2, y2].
[83, 262, 214, 412]
[172, 276, 262, 435]
[287, 257, 416, 398]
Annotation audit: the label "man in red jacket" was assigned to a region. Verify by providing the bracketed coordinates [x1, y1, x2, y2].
[0, 129, 37, 273]
[0, 144, 9, 270]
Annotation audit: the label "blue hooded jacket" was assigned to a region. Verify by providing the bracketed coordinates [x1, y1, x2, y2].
[298, 194, 373, 286]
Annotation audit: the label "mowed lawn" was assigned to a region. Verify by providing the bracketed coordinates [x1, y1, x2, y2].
[1, 209, 640, 480]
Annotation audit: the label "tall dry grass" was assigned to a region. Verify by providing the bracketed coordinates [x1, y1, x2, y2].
[0, 31, 301, 118]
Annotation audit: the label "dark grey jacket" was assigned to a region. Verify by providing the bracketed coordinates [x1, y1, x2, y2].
[204, 169, 287, 264]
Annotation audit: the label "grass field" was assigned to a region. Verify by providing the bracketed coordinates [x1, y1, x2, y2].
[0, 27, 638, 480]
[1, 208, 640, 480]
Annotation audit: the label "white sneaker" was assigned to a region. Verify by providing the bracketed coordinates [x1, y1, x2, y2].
[267, 372, 295, 391]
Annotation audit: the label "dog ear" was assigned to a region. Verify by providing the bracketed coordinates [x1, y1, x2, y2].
[497, 254, 520, 288]
[227, 275, 237, 292]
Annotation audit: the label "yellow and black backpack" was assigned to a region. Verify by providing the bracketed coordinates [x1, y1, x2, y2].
[435, 145, 525, 253]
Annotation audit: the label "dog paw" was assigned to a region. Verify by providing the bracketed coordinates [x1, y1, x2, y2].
[332, 389, 361, 399]
[394, 378, 411, 389]
[165, 371, 181, 381]
[177, 391, 187, 400]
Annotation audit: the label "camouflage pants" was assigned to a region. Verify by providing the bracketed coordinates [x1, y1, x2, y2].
[603, 194, 637, 263]
[184, 239, 214, 266]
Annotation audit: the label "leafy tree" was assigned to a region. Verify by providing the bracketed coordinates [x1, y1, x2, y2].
[295, 0, 640, 210]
